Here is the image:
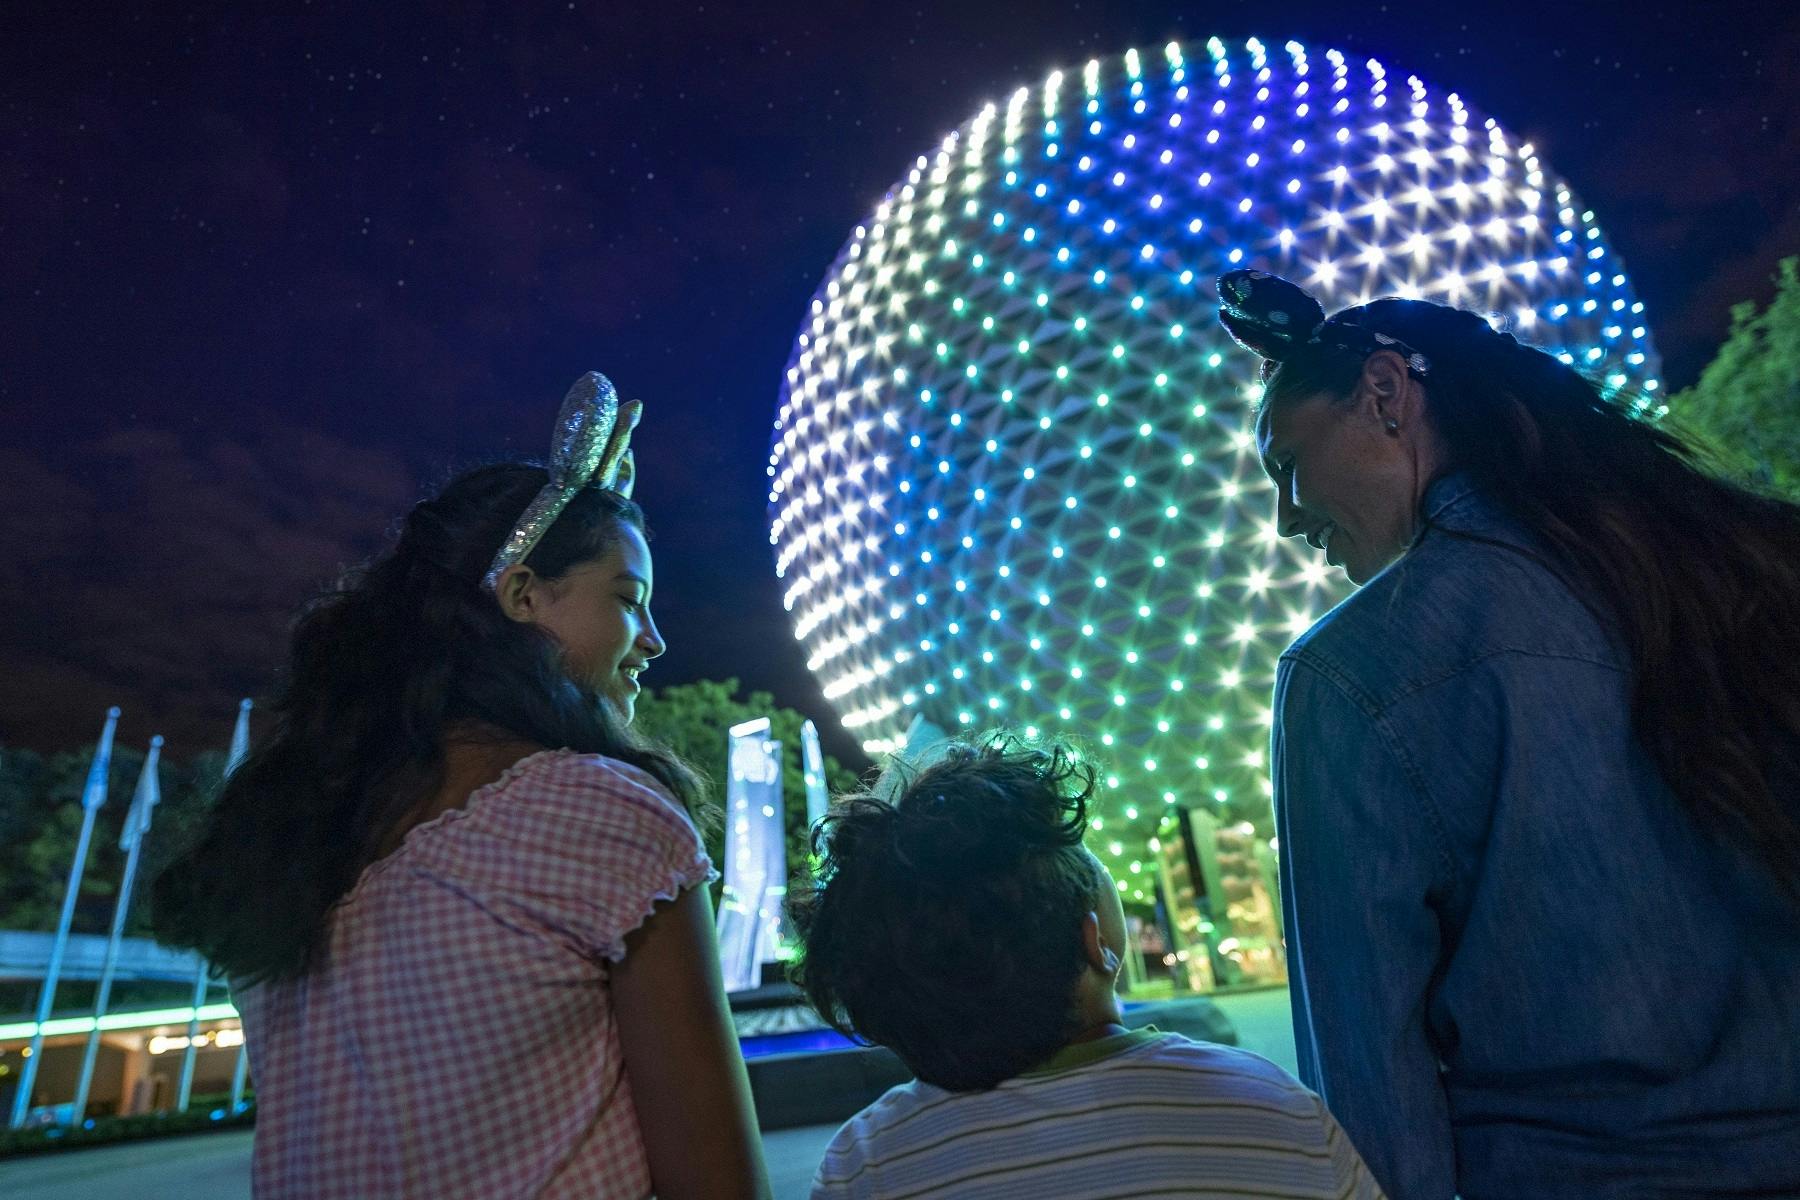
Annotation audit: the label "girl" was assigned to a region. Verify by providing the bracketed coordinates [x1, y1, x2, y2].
[154, 375, 770, 1199]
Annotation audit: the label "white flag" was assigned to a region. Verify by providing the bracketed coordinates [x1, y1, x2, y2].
[81, 707, 122, 811]
[225, 699, 252, 777]
[120, 736, 164, 851]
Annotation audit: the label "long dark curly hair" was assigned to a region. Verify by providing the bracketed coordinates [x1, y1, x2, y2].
[787, 736, 1102, 1091]
[151, 464, 704, 983]
[1265, 301, 1800, 899]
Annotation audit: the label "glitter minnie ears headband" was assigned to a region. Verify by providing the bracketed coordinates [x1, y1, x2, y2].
[481, 371, 642, 590]
[1215, 269, 1433, 381]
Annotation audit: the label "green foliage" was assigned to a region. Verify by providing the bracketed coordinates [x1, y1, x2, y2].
[632, 678, 865, 882]
[1667, 255, 1800, 501]
[0, 742, 229, 938]
[0, 682, 854, 948]
[0, 1101, 254, 1158]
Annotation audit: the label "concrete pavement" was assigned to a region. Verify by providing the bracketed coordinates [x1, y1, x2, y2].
[0, 1126, 841, 1199]
[1, 1127, 254, 1200]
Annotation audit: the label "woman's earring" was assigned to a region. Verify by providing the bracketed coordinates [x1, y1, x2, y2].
[1384, 418, 1400, 433]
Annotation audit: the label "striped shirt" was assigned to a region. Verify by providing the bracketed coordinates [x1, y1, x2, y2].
[811, 1030, 1385, 1200]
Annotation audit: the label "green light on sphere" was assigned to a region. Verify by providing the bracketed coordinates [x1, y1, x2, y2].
[770, 37, 1659, 863]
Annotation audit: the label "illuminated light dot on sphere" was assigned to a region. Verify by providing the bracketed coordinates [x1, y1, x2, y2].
[767, 37, 1659, 856]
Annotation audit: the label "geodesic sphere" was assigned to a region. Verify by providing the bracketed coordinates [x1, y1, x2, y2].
[768, 37, 1659, 860]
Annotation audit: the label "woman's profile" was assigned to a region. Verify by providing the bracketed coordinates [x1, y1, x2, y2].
[1218, 270, 1800, 1199]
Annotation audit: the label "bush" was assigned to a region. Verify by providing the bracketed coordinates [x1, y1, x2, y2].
[0, 1101, 254, 1158]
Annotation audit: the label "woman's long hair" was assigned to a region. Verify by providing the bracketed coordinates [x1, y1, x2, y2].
[1266, 302, 1800, 898]
[152, 464, 705, 983]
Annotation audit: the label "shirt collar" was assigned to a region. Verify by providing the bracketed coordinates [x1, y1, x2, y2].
[1018, 1027, 1163, 1078]
[1422, 470, 1480, 523]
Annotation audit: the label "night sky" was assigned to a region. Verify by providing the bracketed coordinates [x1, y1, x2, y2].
[3, 1, 1795, 767]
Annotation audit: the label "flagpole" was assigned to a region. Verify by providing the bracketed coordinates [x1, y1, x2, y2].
[172, 964, 212, 1112]
[223, 702, 255, 1113]
[228, 1039, 251, 1114]
[8, 708, 120, 1130]
[69, 736, 162, 1126]
[178, 698, 252, 1112]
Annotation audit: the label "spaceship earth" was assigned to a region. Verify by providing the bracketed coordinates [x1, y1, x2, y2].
[768, 37, 1660, 872]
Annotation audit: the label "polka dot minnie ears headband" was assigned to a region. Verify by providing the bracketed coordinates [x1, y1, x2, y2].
[1215, 269, 1433, 382]
[482, 371, 642, 590]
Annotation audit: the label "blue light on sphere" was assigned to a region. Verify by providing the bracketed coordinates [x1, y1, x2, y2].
[769, 39, 1659, 857]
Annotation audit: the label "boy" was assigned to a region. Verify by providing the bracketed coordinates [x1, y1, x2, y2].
[788, 736, 1384, 1199]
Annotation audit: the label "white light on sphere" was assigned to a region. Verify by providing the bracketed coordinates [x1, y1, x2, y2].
[769, 38, 1658, 850]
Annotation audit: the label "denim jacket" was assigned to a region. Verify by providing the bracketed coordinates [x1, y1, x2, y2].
[1270, 473, 1800, 1200]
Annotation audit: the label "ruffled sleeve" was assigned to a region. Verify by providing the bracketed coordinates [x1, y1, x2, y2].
[415, 750, 717, 964]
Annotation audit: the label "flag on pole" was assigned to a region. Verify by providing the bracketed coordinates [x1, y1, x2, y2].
[225, 698, 252, 776]
[8, 707, 121, 1129]
[81, 706, 122, 810]
[181, 700, 252, 1112]
[74, 735, 164, 1125]
[119, 736, 163, 851]
[225, 700, 256, 1111]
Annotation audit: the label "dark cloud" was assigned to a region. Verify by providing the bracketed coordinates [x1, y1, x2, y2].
[0, 426, 415, 755]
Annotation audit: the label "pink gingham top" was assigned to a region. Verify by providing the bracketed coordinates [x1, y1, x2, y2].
[235, 749, 715, 1199]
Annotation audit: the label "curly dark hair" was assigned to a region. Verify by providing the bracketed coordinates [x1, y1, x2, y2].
[151, 463, 705, 984]
[1262, 300, 1800, 901]
[786, 736, 1103, 1091]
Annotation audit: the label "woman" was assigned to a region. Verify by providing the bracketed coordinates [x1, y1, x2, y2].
[1216, 271, 1800, 1199]
[154, 374, 770, 1199]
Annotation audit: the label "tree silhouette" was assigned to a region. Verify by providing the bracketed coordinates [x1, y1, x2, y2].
[1669, 255, 1800, 501]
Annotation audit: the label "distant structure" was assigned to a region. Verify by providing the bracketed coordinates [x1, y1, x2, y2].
[716, 718, 787, 993]
[768, 37, 1659, 899]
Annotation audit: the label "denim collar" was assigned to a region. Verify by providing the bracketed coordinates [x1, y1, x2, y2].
[1421, 470, 1481, 524]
